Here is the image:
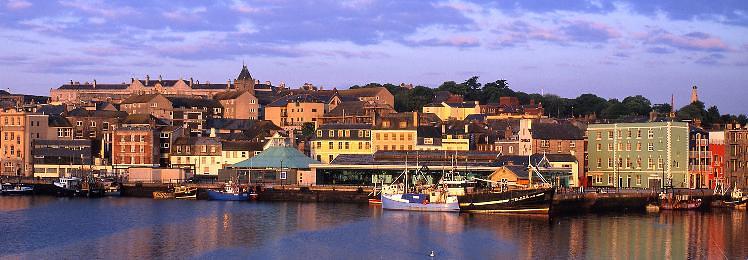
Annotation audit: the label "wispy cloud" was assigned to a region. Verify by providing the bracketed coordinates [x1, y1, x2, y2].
[6, 0, 31, 10]
[641, 29, 730, 52]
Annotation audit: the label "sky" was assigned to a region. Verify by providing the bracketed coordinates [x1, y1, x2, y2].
[0, 0, 747, 113]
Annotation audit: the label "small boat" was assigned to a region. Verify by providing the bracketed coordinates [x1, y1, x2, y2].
[174, 186, 197, 199]
[53, 177, 82, 196]
[381, 192, 460, 212]
[645, 204, 660, 213]
[1, 183, 34, 195]
[153, 191, 175, 199]
[368, 198, 382, 205]
[659, 192, 702, 210]
[207, 182, 249, 201]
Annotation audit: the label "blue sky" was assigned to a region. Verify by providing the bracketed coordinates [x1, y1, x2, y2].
[1, 0, 747, 113]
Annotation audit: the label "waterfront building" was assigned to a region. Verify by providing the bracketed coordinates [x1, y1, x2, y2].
[371, 112, 418, 151]
[688, 126, 711, 189]
[220, 141, 262, 167]
[0, 109, 49, 176]
[112, 125, 160, 173]
[31, 139, 93, 178]
[496, 154, 579, 188]
[157, 126, 184, 167]
[441, 121, 472, 151]
[214, 90, 259, 120]
[415, 125, 442, 151]
[311, 150, 501, 186]
[168, 96, 223, 136]
[422, 101, 481, 121]
[47, 115, 73, 140]
[230, 146, 319, 185]
[529, 121, 586, 186]
[170, 137, 222, 176]
[586, 121, 689, 188]
[310, 123, 372, 163]
[725, 123, 748, 189]
[709, 130, 725, 189]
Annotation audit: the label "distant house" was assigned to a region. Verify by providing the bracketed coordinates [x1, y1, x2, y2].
[422, 101, 481, 121]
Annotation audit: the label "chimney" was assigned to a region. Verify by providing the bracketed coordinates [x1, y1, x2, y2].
[130, 77, 134, 83]
[158, 75, 163, 82]
[69, 80, 73, 85]
[649, 111, 657, 122]
[227, 80, 231, 89]
[189, 77, 193, 87]
[209, 128, 216, 138]
[145, 75, 150, 85]
[93, 79, 96, 88]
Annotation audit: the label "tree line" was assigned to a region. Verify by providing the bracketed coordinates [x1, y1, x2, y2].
[350, 76, 748, 129]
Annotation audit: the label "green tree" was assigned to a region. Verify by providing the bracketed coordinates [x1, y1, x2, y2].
[622, 95, 652, 116]
[437, 80, 467, 96]
[573, 94, 608, 117]
[602, 99, 628, 119]
[300, 122, 316, 140]
[652, 103, 672, 115]
[676, 101, 707, 121]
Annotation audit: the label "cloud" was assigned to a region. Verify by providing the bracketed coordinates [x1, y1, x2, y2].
[559, 20, 621, 42]
[694, 53, 726, 65]
[411, 35, 481, 47]
[642, 29, 730, 52]
[646, 47, 674, 54]
[6, 0, 31, 10]
[230, 0, 263, 14]
[59, 0, 137, 18]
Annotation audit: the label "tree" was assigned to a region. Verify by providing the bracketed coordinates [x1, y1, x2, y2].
[462, 76, 482, 101]
[652, 103, 672, 115]
[573, 94, 608, 117]
[621, 95, 652, 116]
[676, 101, 707, 121]
[300, 122, 316, 140]
[602, 99, 628, 119]
[704, 106, 721, 127]
[481, 79, 513, 104]
[437, 81, 467, 96]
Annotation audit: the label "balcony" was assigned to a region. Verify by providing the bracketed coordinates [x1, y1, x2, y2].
[689, 151, 712, 158]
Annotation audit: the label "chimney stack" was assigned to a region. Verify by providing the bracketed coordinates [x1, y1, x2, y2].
[227, 80, 231, 89]
[158, 75, 162, 82]
[189, 77, 193, 87]
[146, 75, 150, 85]
[93, 79, 96, 88]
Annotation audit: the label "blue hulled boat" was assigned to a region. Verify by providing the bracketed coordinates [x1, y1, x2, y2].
[207, 182, 249, 201]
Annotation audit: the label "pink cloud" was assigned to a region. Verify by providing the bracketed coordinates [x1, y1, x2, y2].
[643, 30, 729, 52]
[6, 0, 31, 10]
[231, 0, 263, 14]
[59, 0, 137, 17]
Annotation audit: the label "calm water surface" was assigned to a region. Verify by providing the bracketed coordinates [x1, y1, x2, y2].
[0, 196, 746, 259]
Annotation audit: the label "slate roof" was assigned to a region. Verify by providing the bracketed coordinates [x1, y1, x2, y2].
[214, 90, 249, 100]
[66, 108, 128, 118]
[192, 83, 232, 90]
[531, 123, 584, 140]
[48, 115, 71, 127]
[232, 146, 319, 169]
[58, 83, 129, 90]
[267, 94, 327, 107]
[122, 114, 167, 125]
[167, 96, 222, 108]
[237, 65, 253, 80]
[174, 136, 221, 146]
[417, 126, 441, 138]
[324, 101, 365, 116]
[206, 118, 256, 130]
[318, 123, 372, 130]
[121, 93, 162, 104]
[221, 141, 263, 151]
[37, 104, 66, 115]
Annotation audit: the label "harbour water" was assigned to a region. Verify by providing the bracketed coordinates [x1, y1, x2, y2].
[1, 196, 746, 259]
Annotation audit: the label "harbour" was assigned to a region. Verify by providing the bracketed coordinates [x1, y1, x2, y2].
[1, 196, 746, 259]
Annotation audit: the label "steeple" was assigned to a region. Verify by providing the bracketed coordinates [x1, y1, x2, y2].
[235, 64, 256, 94]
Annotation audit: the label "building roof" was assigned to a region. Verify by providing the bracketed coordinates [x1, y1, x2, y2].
[324, 101, 365, 116]
[267, 94, 328, 107]
[318, 123, 372, 130]
[167, 96, 222, 108]
[237, 65, 253, 81]
[221, 141, 264, 151]
[214, 90, 250, 100]
[66, 107, 128, 118]
[417, 126, 441, 138]
[531, 123, 584, 140]
[48, 115, 71, 127]
[338, 87, 388, 98]
[37, 104, 66, 115]
[58, 83, 129, 90]
[231, 146, 319, 169]
[174, 136, 221, 146]
[122, 114, 167, 125]
[121, 93, 162, 104]
[496, 154, 577, 167]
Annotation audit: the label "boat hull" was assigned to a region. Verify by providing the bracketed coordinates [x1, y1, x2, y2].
[207, 190, 249, 201]
[152, 191, 175, 199]
[381, 194, 459, 212]
[458, 188, 555, 214]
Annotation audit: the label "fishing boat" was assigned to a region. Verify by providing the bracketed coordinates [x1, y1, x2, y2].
[659, 192, 702, 210]
[458, 155, 555, 214]
[207, 182, 249, 201]
[152, 190, 175, 199]
[53, 177, 82, 196]
[380, 158, 460, 212]
[1, 183, 34, 195]
[174, 186, 197, 199]
[713, 188, 748, 209]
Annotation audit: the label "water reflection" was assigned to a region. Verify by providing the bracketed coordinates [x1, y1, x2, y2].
[0, 197, 746, 259]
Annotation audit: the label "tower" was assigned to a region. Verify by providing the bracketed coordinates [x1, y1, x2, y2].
[690, 85, 699, 104]
[234, 64, 255, 94]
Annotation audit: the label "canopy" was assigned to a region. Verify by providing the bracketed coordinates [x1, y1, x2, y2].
[231, 146, 319, 169]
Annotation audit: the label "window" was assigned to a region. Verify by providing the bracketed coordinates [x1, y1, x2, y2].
[202, 145, 207, 153]
[626, 142, 631, 151]
[570, 142, 576, 148]
[508, 146, 513, 153]
[103, 122, 109, 130]
[608, 158, 614, 168]
[365, 131, 370, 137]
[358, 131, 363, 138]
[636, 142, 642, 151]
[139, 146, 144, 152]
[328, 155, 334, 162]
[596, 132, 602, 140]
[596, 158, 602, 168]
[90, 121, 96, 127]
[358, 142, 362, 149]
[636, 175, 642, 185]
[636, 157, 642, 168]
[130, 145, 135, 152]
[541, 140, 549, 148]
[596, 143, 602, 151]
[316, 142, 321, 149]
[627, 130, 632, 138]
[317, 130, 322, 137]
[617, 130, 622, 138]
[344, 130, 350, 137]
[637, 129, 642, 138]
[329, 130, 334, 137]
[608, 143, 613, 151]
[365, 142, 371, 150]
[77, 121, 82, 127]
[648, 129, 654, 139]
[648, 143, 654, 151]
[163, 143, 170, 149]
[140, 135, 145, 142]
[338, 142, 343, 149]
[328, 142, 333, 149]
[345, 142, 349, 149]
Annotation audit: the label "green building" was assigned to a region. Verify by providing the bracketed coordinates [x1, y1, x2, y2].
[586, 122, 689, 188]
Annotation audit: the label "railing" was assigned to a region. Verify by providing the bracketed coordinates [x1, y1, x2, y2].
[689, 151, 712, 158]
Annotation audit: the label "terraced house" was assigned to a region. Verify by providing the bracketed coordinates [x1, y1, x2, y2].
[311, 123, 372, 163]
[587, 121, 689, 189]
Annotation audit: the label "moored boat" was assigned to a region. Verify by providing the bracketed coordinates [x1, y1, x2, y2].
[153, 191, 175, 199]
[659, 193, 702, 210]
[174, 186, 197, 199]
[1, 183, 34, 195]
[53, 177, 82, 196]
[381, 192, 459, 212]
[207, 182, 249, 201]
[458, 188, 555, 214]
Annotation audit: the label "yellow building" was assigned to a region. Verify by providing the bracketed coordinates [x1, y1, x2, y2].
[422, 101, 481, 121]
[170, 137, 223, 176]
[311, 124, 372, 163]
[372, 112, 418, 152]
[0, 110, 49, 176]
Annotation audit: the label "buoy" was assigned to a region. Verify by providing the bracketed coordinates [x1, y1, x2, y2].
[429, 250, 436, 257]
